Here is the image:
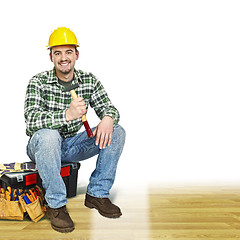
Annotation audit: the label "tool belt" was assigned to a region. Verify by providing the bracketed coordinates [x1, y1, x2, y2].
[0, 162, 37, 177]
[0, 185, 46, 222]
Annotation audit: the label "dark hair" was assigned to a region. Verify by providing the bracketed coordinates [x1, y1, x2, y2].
[50, 46, 78, 56]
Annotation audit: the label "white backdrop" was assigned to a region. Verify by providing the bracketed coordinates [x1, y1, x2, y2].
[1, 0, 240, 185]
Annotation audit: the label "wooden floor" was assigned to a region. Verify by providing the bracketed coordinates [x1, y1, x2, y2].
[2, 185, 240, 239]
[149, 185, 240, 240]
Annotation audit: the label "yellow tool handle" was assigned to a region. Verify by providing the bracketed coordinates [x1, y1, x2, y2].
[70, 90, 87, 122]
[69, 89, 93, 137]
[7, 186, 11, 195]
[70, 89, 78, 100]
[5, 191, 11, 201]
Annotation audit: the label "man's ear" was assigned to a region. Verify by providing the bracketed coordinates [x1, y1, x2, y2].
[49, 52, 53, 62]
[76, 50, 79, 60]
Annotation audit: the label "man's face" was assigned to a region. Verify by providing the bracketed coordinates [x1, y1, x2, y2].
[50, 45, 79, 76]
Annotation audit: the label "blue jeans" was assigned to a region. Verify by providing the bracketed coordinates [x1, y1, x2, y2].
[26, 124, 126, 209]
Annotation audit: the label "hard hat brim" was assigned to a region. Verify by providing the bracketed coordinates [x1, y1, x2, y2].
[46, 43, 80, 50]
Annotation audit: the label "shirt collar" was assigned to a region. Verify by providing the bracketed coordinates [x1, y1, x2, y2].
[73, 69, 83, 83]
[46, 68, 83, 84]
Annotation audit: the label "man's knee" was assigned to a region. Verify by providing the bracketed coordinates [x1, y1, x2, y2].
[31, 129, 62, 149]
[113, 124, 126, 145]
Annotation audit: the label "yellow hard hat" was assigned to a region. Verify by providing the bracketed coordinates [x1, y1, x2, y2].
[47, 27, 80, 49]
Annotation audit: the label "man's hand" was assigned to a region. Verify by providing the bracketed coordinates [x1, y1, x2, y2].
[93, 116, 114, 149]
[66, 97, 87, 122]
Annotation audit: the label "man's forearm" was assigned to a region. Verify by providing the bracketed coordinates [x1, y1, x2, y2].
[25, 109, 67, 134]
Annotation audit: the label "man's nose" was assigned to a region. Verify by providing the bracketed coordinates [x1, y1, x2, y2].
[60, 53, 67, 61]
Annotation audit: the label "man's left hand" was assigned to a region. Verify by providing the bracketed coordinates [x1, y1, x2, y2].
[93, 116, 114, 149]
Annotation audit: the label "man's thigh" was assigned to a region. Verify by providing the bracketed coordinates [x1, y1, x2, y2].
[61, 127, 99, 162]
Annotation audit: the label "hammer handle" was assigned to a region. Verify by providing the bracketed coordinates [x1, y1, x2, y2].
[70, 90, 93, 137]
[70, 90, 78, 100]
[70, 90, 86, 121]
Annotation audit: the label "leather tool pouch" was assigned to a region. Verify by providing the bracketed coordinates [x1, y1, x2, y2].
[0, 185, 45, 222]
[0, 198, 24, 220]
[19, 196, 45, 222]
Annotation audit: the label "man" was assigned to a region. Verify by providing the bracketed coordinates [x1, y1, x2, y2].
[24, 27, 126, 233]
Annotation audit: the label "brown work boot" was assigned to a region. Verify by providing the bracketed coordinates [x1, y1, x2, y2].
[85, 193, 122, 218]
[46, 205, 75, 233]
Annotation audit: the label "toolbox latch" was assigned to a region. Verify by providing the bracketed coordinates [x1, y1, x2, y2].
[17, 175, 23, 182]
[72, 163, 78, 170]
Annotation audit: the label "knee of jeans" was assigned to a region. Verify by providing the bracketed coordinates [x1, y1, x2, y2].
[32, 129, 62, 149]
[113, 124, 126, 144]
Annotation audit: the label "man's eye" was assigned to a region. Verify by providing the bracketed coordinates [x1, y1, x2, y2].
[54, 52, 60, 56]
[67, 51, 73, 54]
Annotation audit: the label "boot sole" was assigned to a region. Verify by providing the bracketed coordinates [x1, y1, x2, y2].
[47, 211, 75, 233]
[51, 223, 75, 233]
[85, 200, 122, 218]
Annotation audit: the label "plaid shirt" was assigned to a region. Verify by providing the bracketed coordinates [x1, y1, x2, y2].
[24, 68, 120, 138]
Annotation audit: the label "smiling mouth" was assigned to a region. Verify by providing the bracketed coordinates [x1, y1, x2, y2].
[60, 62, 70, 66]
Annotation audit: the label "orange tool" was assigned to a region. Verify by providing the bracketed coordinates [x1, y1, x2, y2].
[29, 190, 37, 201]
[5, 191, 11, 201]
[5, 187, 11, 201]
[0, 188, 4, 199]
[7, 187, 11, 195]
[26, 193, 33, 203]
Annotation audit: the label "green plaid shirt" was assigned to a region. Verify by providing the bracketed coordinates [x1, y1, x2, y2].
[24, 68, 120, 138]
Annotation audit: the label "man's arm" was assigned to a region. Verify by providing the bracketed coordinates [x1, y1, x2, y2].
[89, 74, 120, 149]
[24, 77, 67, 135]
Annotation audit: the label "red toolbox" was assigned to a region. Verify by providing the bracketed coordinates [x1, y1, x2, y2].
[0, 162, 80, 198]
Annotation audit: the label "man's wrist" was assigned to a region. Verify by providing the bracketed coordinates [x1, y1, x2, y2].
[103, 115, 114, 122]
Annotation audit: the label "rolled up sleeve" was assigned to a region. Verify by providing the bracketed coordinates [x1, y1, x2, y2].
[89, 74, 120, 126]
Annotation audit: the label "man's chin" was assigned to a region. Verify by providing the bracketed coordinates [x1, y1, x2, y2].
[59, 69, 72, 74]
